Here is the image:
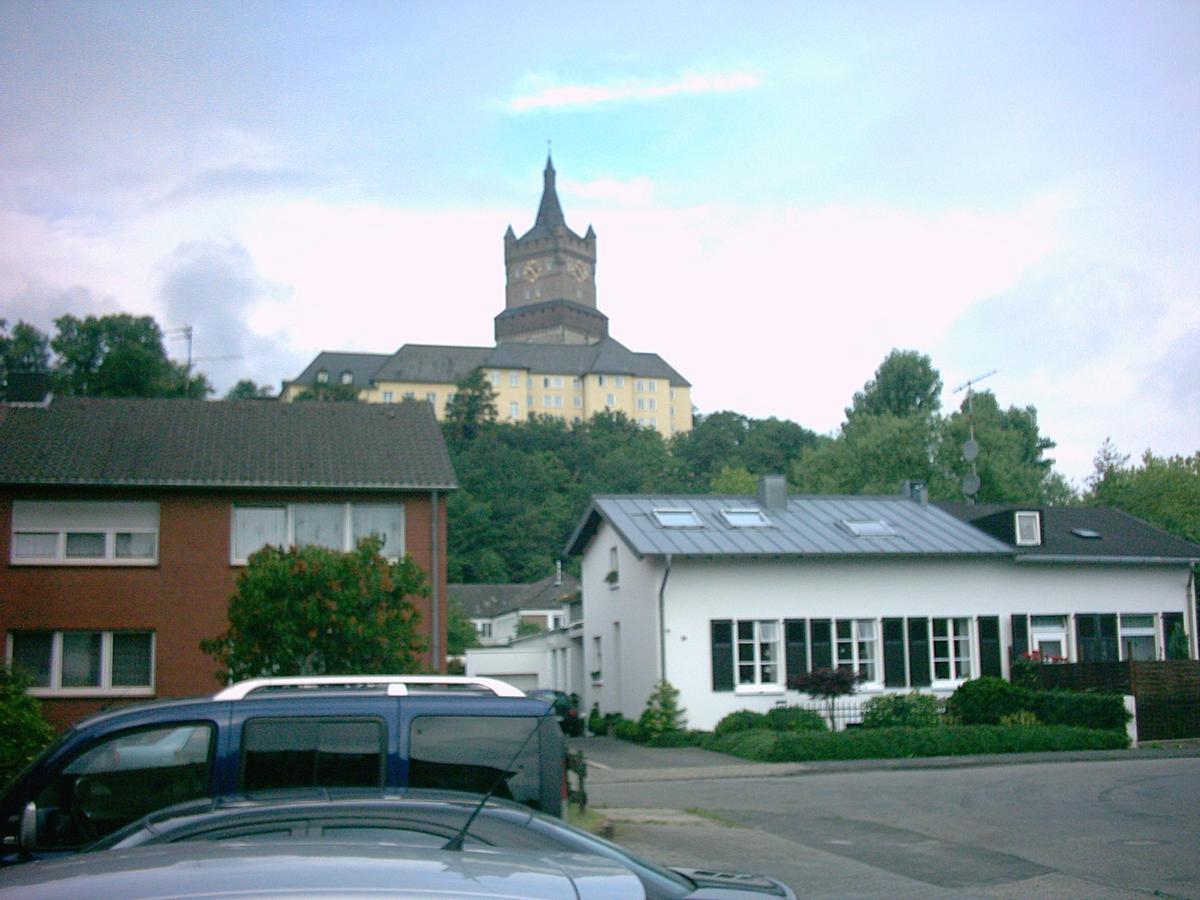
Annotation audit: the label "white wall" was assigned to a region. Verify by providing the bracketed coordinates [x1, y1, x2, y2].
[652, 556, 1195, 734]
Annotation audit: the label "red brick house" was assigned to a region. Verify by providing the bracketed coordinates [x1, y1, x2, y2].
[0, 396, 457, 729]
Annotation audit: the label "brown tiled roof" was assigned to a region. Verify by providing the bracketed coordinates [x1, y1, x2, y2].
[0, 397, 457, 490]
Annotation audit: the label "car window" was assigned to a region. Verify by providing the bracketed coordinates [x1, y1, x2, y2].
[408, 716, 543, 809]
[241, 718, 385, 790]
[33, 723, 214, 849]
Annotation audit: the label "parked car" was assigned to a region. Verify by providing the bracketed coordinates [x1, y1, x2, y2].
[0, 840, 645, 898]
[527, 689, 584, 736]
[86, 790, 796, 899]
[1, 675, 564, 864]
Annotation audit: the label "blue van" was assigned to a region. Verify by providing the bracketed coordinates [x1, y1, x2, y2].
[1, 676, 563, 863]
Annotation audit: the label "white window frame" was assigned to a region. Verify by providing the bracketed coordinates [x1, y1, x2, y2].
[1119, 614, 1158, 661]
[509, 401, 520, 419]
[615, 375, 625, 388]
[835, 619, 879, 684]
[1029, 614, 1069, 660]
[230, 503, 405, 565]
[734, 619, 784, 693]
[509, 371, 520, 387]
[426, 392, 437, 404]
[720, 508, 770, 528]
[1015, 511, 1041, 546]
[382, 391, 394, 403]
[8, 630, 155, 697]
[931, 617, 973, 682]
[11, 501, 159, 566]
[339, 371, 353, 385]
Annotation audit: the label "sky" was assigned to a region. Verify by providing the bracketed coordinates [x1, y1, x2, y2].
[1, 0, 1197, 487]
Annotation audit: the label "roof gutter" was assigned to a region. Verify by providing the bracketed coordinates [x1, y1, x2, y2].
[1014, 555, 1200, 565]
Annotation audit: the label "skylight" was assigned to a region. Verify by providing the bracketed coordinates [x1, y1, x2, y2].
[652, 508, 702, 528]
[841, 520, 896, 538]
[721, 507, 770, 528]
[1071, 527, 1101, 539]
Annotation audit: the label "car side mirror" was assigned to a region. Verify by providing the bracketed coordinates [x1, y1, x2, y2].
[18, 802, 37, 853]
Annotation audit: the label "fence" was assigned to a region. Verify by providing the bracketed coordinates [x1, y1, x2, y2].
[1030, 660, 1200, 741]
[788, 698, 868, 731]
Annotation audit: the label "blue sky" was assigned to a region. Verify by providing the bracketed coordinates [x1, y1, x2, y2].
[1, 0, 1197, 485]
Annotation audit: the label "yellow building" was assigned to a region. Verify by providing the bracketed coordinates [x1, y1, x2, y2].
[283, 158, 693, 438]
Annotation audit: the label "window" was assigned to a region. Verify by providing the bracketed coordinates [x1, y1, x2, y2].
[11, 501, 159, 565]
[606, 394, 615, 406]
[409, 716, 544, 809]
[1015, 511, 1041, 546]
[488, 370, 500, 385]
[607, 546, 619, 587]
[475, 621, 493, 638]
[653, 508, 702, 528]
[720, 508, 769, 528]
[1120, 614, 1157, 661]
[572, 395, 582, 408]
[592, 636, 603, 680]
[403, 391, 415, 400]
[316, 370, 329, 384]
[615, 375, 625, 388]
[542, 376, 562, 388]
[382, 391, 394, 403]
[836, 619, 877, 681]
[736, 620, 782, 687]
[509, 401, 520, 419]
[841, 520, 895, 538]
[339, 371, 353, 385]
[635, 380, 645, 392]
[932, 618, 972, 680]
[242, 718, 384, 790]
[232, 503, 404, 563]
[647, 380, 657, 392]
[597, 375, 607, 387]
[1029, 614, 1068, 660]
[10, 631, 154, 695]
[426, 392, 437, 404]
[648, 398, 657, 410]
[34, 723, 213, 848]
[571, 378, 582, 389]
[509, 371, 520, 387]
[543, 395, 563, 408]
[637, 398, 646, 410]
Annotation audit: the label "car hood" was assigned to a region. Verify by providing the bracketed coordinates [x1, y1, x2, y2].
[672, 866, 795, 898]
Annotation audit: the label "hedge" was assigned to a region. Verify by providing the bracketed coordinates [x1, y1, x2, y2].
[946, 677, 1129, 731]
[707, 724, 1129, 762]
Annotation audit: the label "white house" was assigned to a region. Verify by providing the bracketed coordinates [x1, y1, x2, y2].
[450, 571, 579, 646]
[563, 477, 1199, 731]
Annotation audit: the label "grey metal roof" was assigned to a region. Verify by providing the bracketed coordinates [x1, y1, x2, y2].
[287, 351, 392, 389]
[0, 397, 458, 490]
[565, 494, 1013, 560]
[938, 502, 1200, 562]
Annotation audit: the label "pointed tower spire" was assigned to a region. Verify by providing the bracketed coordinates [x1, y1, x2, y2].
[531, 154, 566, 235]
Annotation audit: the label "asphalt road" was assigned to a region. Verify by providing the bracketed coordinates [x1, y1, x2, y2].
[577, 738, 1200, 899]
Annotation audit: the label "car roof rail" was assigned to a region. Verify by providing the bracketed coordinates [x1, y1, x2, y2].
[213, 675, 528, 701]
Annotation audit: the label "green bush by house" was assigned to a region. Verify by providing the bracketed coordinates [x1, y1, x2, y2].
[1, 667, 55, 791]
[946, 677, 1129, 731]
[861, 692, 942, 729]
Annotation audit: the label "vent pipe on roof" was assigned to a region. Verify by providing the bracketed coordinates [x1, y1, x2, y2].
[757, 475, 788, 511]
[900, 480, 929, 506]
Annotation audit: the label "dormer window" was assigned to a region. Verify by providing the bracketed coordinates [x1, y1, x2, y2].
[315, 370, 329, 384]
[1015, 511, 1041, 546]
[841, 520, 895, 538]
[653, 508, 701, 528]
[340, 371, 354, 385]
[721, 508, 770, 528]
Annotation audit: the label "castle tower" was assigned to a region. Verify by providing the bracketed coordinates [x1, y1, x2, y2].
[496, 156, 608, 345]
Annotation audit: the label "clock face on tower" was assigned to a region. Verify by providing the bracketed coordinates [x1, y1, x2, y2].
[568, 259, 592, 283]
[521, 260, 545, 283]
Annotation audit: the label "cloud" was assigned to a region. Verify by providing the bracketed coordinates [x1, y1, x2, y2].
[508, 69, 762, 112]
[559, 176, 654, 207]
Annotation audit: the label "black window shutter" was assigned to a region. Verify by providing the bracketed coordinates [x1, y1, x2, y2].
[811, 619, 833, 670]
[1163, 612, 1185, 659]
[784, 619, 808, 684]
[882, 618, 906, 687]
[711, 620, 734, 691]
[1099, 613, 1119, 662]
[1011, 614, 1028, 660]
[907, 618, 931, 686]
[978, 616, 1002, 677]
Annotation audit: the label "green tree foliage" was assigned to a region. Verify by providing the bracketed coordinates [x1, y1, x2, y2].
[1085, 442, 1200, 544]
[225, 379, 276, 400]
[670, 411, 817, 487]
[201, 536, 427, 682]
[446, 602, 480, 656]
[1, 667, 56, 790]
[792, 414, 939, 494]
[637, 680, 687, 739]
[444, 368, 498, 440]
[788, 668, 861, 729]
[0, 320, 52, 396]
[293, 382, 360, 402]
[846, 349, 942, 420]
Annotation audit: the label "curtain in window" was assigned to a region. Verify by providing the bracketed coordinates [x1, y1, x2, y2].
[62, 632, 102, 687]
[234, 507, 286, 560]
[112, 633, 152, 686]
[352, 505, 403, 555]
[294, 504, 344, 550]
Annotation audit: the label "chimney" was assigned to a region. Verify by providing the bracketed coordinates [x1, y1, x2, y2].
[757, 475, 788, 512]
[4, 372, 53, 404]
[900, 480, 929, 506]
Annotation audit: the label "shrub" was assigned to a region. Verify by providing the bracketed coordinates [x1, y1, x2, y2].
[637, 681, 687, 740]
[612, 719, 643, 742]
[708, 724, 1128, 763]
[945, 677, 1027, 725]
[1026, 690, 1130, 731]
[861, 692, 942, 729]
[713, 710, 767, 737]
[789, 668, 862, 729]
[645, 730, 707, 748]
[763, 705, 827, 733]
[0, 668, 55, 791]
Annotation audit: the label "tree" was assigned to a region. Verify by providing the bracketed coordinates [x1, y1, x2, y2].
[788, 668, 862, 730]
[446, 603, 480, 656]
[1085, 445, 1200, 544]
[0, 320, 52, 397]
[515, 621, 544, 638]
[50, 313, 211, 398]
[846, 349, 942, 421]
[443, 368, 498, 441]
[201, 536, 427, 682]
[791, 414, 939, 495]
[637, 680, 687, 740]
[0, 667, 56, 789]
[225, 379, 276, 400]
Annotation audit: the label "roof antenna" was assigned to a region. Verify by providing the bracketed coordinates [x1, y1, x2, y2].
[952, 370, 997, 504]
